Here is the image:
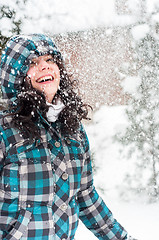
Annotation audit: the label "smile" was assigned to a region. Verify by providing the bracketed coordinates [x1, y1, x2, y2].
[36, 75, 54, 83]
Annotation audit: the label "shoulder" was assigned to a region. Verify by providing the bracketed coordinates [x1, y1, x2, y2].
[0, 110, 13, 127]
[77, 123, 90, 151]
[0, 110, 17, 148]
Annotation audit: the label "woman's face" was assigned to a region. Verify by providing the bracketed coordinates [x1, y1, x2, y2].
[27, 55, 60, 103]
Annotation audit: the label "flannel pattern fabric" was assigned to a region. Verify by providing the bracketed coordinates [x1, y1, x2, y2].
[0, 34, 128, 240]
[0, 114, 128, 240]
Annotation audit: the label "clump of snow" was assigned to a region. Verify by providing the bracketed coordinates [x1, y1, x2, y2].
[147, 0, 159, 13]
[131, 24, 150, 41]
[127, 0, 140, 11]
[121, 76, 141, 94]
[0, 17, 12, 37]
[151, 12, 159, 22]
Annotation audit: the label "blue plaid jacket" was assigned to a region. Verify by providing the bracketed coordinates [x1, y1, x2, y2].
[0, 34, 128, 240]
[0, 114, 127, 240]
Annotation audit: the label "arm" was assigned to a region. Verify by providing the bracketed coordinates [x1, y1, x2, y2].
[77, 125, 128, 240]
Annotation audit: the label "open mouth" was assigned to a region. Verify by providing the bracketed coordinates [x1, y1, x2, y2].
[36, 75, 54, 83]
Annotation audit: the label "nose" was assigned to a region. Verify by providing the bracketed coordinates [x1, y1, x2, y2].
[38, 60, 50, 71]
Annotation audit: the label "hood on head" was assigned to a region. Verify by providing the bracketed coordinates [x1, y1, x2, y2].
[0, 34, 62, 105]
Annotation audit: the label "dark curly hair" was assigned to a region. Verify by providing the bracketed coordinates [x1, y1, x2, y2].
[7, 54, 91, 139]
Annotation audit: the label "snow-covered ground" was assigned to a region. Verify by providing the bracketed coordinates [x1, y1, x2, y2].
[76, 105, 159, 240]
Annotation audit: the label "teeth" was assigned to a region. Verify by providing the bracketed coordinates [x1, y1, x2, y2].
[37, 76, 53, 83]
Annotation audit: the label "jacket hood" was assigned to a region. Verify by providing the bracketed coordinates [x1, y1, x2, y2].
[0, 34, 62, 105]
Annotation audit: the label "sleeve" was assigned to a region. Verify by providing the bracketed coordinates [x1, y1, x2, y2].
[77, 125, 128, 240]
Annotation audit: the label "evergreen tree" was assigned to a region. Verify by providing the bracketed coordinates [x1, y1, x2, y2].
[0, 0, 27, 54]
[117, 0, 159, 201]
[0, 1, 27, 105]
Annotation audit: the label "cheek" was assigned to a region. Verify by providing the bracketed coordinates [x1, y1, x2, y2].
[55, 77, 60, 91]
[52, 65, 60, 79]
[27, 67, 36, 81]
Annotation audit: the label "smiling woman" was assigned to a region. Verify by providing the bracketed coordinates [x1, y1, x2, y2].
[0, 34, 136, 240]
[1, 35, 89, 137]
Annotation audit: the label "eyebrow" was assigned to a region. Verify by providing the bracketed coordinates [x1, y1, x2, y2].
[31, 55, 53, 63]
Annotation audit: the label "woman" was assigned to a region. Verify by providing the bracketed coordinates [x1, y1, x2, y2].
[0, 34, 135, 240]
